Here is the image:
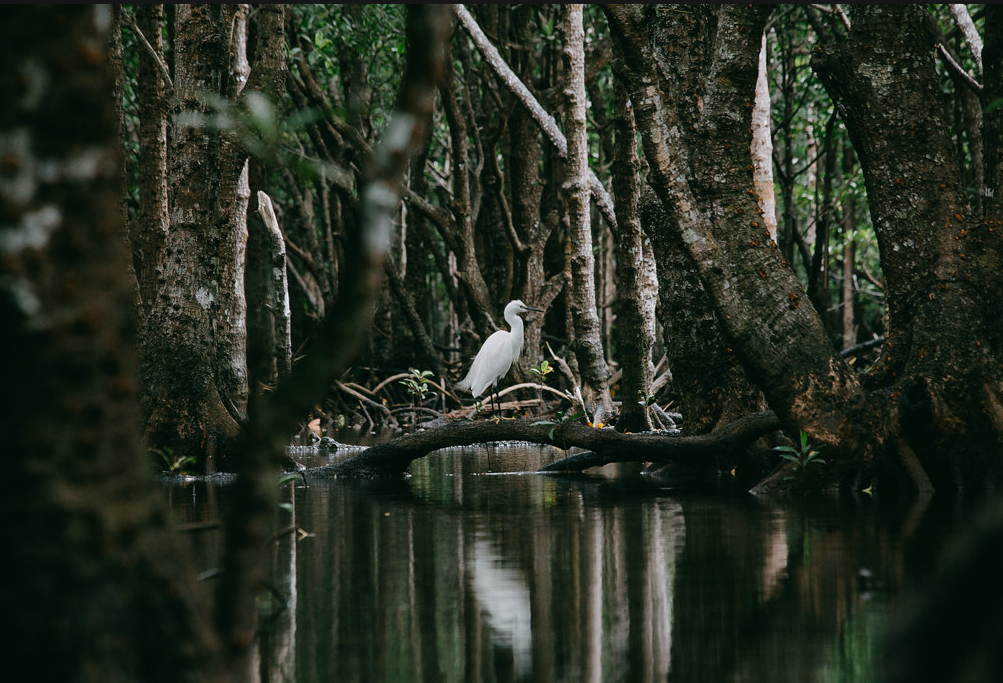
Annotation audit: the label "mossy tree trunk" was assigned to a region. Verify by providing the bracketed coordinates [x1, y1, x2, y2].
[808, 4, 1003, 490]
[606, 3, 1003, 493]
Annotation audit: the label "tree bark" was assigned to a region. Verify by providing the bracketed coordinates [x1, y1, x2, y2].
[609, 73, 654, 432]
[639, 190, 766, 436]
[606, 5, 903, 492]
[139, 4, 247, 467]
[811, 4, 1003, 488]
[562, 5, 613, 421]
[1, 7, 216, 680]
[130, 4, 170, 321]
[308, 412, 781, 479]
[245, 4, 288, 392]
[255, 191, 292, 379]
[984, 6, 1003, 215]
[752, 33, 778, 242]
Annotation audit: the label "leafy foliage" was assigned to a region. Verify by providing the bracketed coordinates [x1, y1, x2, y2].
[399, 368, 436, 402]
[151, 446, 196, 475]
[530, 360, 554, 381]
[773, 431, 826, 471]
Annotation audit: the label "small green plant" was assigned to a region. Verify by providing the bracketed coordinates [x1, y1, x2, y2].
[530, 360, 554, 381]
[533, 409, 586, 442]
[399, 369, 435, 402]
[399, 369, 436, 424]
[773, 431, 826, 471]
[152, 446, 197, 475]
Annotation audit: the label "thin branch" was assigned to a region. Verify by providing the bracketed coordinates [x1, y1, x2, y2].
[335, 380, 396, 423]
[453, 4, 618, 230]
[834, 4, 851, 32]
[937, 43, 983, 94]
[545, 340, 578, 389]
[403, 187, 457, 237]
[123, 8, 174, 93]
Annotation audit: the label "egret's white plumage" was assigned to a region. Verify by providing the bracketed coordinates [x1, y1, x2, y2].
[458, 300, 542, 407]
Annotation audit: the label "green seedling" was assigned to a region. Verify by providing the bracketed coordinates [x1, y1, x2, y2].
[530, 360, 554, 381]
[773, 430, 826, 471]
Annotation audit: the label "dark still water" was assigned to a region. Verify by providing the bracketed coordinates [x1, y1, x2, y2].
[166, 442, 997, 683]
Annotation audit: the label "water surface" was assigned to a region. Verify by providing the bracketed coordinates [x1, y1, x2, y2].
[167, 440, 981, 683]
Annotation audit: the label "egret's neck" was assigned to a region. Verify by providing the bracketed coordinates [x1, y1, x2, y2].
[506, 310, 524, 335]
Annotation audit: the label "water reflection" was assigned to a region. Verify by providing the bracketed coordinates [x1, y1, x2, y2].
[164, 443, 971, 683]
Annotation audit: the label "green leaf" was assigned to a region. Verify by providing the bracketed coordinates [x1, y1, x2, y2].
[985, 97, 1003, 116]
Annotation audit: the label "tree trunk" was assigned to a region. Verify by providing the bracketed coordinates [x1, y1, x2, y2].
[606, 5, 902, 492]
[605, 3, 1003, 493]
[255, 191, 292, 379]
[609, 74, 654, 432]
[562, 4, 613, 421]
[139, 5, 252, 468]
[639, 190, 766, 436]
[752, 33, 778, 242]
[1, 7, 216, 680]
[130, 4, 170, 321]
[811, 4, 1003, 488]
[245, 4, 288, 392]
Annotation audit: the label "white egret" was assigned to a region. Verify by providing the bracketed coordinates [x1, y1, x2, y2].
[457, 299, 542, 414]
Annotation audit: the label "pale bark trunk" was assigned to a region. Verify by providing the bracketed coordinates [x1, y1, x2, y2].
[213, 5, 250, 421]
[562, 4, 612, 419]
[255, 191, 292, 379]
[752, 33, 778, 242]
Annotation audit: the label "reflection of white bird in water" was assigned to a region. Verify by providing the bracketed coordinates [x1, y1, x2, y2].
[457, 299, 542, 414]
[471, 537, 533, 677]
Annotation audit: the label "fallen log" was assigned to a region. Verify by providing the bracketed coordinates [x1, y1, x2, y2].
[305, 410, 781, 478]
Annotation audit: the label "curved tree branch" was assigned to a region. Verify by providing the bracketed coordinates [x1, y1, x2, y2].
[305, 410, 781, 478]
